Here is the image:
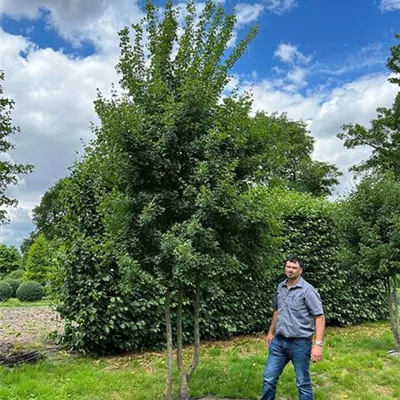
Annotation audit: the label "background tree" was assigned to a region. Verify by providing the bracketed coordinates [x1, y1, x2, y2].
[338, 36, 400, 353]
[0, 243, 21, 277]
[338, 34, 400, 179]
[25, 233, 54, 288]
[252, 112, 341, 196]
[31, 177, 70, 240]
[0, 71, 33, 222]
[338, 174, 400, 352]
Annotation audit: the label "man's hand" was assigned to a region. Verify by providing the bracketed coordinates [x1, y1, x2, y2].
[265, 333, 274, 348]
[311, 344, 323, 362]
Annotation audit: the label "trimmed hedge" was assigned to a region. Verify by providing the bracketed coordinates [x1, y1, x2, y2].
[273, 190, 387, 325]
[2, 279, 20, 297]
[16, 281, 44, 302]
[59, 190, 388, 354]
[0, 281, 13, 302]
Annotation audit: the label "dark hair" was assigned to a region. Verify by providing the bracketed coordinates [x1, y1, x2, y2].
[284, 255, 304, 269]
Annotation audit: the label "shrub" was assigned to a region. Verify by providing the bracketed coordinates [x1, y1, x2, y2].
[2, 279, 20, 297]
[16, 281, 44, 302]
[7, 269, 25, 280]
[0, 281, 13, 301]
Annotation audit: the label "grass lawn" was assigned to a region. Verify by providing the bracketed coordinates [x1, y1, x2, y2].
[0, 298, 54, 308]
[0, 322, 399, 400]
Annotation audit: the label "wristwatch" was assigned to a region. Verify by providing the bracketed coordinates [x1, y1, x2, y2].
[315, 340, 323, 347]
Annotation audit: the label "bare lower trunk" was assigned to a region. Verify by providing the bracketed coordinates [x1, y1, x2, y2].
[177, 275, 202, 400]
[177, 284, 183, 371]
[177, 283, 189, 400]
[165, 288, 174, 400]
[188, 273, 201, 381]
[384, 277, 400, 352]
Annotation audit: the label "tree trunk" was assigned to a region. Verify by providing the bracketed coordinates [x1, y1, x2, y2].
[188, 273, 201, 382]
[165, 288, 174, 400]
[177, 284, 183, 371]
[177, 275, 201, 400]
[384, 277, 400, 352]
[177, 284, 190, 400]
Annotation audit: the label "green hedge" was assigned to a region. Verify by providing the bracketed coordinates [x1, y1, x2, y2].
[2, 279, 20, 297]
[273, 190, 387, 325]
[16, 281, 44, 302]
[0, 281, 13, 302]
[59, 190, 387, 354]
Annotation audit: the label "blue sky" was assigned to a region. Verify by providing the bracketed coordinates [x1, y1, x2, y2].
[1, 0, 400, 248]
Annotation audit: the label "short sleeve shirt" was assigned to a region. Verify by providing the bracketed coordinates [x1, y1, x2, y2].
[272, 277, 323, 338]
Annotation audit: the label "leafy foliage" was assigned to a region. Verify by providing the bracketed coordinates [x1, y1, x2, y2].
[2, 278, 20, 297]
[16, 281, 44, 302]
[338, 34, 400, 178]
[337, 36, 400, 350]
[273, 189, 387, 325]
[0, 281, 12, 301]
[337, 174, 400, 349]
[0, 244, 21, 278]
[6, 269, 25, 280]
[251, 112, 342, 196]
[25, 234, 55, 288]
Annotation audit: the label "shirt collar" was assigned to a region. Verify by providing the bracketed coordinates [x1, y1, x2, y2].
[282, 277, 304, 289]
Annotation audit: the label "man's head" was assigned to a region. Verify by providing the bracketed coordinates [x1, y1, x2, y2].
[284, 255, 303, 280]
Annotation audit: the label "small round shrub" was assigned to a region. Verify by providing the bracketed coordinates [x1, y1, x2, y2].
[16, 281, 44, 302]
[7, 269, 25, 280]
[2, 279, 20, 297]
[0, 281, 13, 302]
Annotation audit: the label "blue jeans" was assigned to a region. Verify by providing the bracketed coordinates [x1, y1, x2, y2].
[262, 335, 313, 400]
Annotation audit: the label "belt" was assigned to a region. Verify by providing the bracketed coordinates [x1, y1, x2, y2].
[276, 334, 312, 341]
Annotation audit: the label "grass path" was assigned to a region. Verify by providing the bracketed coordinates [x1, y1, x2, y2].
[0, 322, 399, 399]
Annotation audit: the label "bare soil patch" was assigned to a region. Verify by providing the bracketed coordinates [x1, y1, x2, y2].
[0, 306, 63, 351]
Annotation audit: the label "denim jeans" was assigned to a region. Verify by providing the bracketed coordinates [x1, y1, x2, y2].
[261, 335, 313, 400]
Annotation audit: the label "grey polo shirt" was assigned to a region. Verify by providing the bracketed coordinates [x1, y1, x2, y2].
[272, 277, 323, 339]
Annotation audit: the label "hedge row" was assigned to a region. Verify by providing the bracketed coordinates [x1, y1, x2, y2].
[59, 190, 387, 354]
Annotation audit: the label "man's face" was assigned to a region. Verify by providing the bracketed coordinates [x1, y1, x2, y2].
[285, 261, 302, 280]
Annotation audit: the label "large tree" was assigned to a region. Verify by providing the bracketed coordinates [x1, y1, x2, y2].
[0, 71, 33, 222]
[70, 1, 281, 398]
[338, 36, 400, 353]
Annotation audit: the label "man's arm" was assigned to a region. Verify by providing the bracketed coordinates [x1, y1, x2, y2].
[311, 315, 325, 362]
[265, 310, 278, 347]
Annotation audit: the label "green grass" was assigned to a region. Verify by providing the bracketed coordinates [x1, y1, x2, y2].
[0, 322, 399, 400]
[0, 298, 54, 308]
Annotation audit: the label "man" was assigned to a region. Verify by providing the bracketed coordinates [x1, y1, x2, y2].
[262, 256, 325, 400]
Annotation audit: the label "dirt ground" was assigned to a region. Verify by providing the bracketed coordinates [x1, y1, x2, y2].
[0, 306, 64, 346]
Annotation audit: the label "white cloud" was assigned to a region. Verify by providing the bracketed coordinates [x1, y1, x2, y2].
[2, 0, 143, 52]
[264, 0, 297, 14]
[273, 43, 311, 88]
[287, 67, 307, 86]
[243, 71, 397, 197]
[235, 3, 265, 25]
[380, 0, 400, 11]
[274, 42, 311, 64]
[0, 26, 121, 247]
